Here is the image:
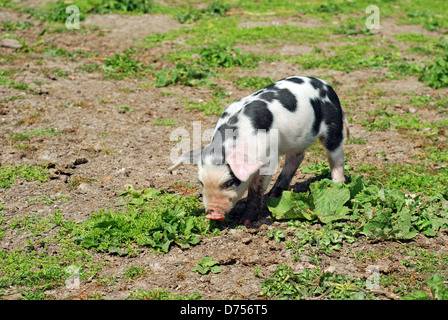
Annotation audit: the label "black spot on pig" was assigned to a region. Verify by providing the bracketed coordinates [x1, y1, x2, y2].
[216, 122, 238, 142]
[276, 88, 297, 112]
[264, 82, 277, 91]
[285, 77, 305, 85]
[308, 77, 332, 98]
[309, 97, 323, 135]
[258, 91, 276, 102]
[310, 93, 344, 152]
[243, 100, 273, 131]
[227, 110, 240, 126]
[325, 84, 342, 109]
[258, 88, 298, 112]
[308, 77, 325, 91]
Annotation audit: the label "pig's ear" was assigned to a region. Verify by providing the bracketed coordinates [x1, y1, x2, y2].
[226, 148, 263, 181]
[168, 149, 202, 171]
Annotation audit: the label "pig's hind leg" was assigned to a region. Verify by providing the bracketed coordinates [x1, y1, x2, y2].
[326, 145, 345, 183]
[267, 152, 305, 198]
[320, 131, 346, 183]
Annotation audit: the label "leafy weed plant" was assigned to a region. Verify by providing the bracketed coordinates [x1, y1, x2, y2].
[268, 173, 448, 251]
[402, 274, 448, 300]
[419, 48, 448, 89]
[192, 257, 221, 275]
[102, 49, 150, 79]
[73, 186, 209, 255]
[155, 63, 213, 87]
[176, 1, 230, 23]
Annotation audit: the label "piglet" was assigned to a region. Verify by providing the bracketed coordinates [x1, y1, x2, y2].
[169, 76, 349, 225]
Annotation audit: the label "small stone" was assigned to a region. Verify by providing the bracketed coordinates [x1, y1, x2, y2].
[0, 38, 22, 50]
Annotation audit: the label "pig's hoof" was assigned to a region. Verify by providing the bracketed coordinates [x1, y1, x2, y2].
[239, 213, 259, 227]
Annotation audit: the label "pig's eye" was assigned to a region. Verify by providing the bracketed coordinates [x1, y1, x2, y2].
[223, 178, 238, 189]
[198, 180, 204, 188]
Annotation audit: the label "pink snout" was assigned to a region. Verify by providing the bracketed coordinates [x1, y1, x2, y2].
[205, 208, 225, 221]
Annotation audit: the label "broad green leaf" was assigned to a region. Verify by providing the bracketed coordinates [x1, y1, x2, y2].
[161, 239, 171, 253]
[192, 266, 208, 275]
[199, 256, 219, 267]
[401, 290, 430, 300]
[188, 235, 200, 245]
[267, 191, 314, 221]
[310, 180, 351, 223]
[108, 245, 122, 255]
[210, 265, 221, 274]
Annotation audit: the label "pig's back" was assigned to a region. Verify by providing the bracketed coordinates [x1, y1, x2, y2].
[214, 76, 344, 155]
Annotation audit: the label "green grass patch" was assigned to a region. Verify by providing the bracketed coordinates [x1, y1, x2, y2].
[124, 265, 147, 280]
[402, 274, 448, 300]
[154, 118, 180, 126]
[419, 52, 448, 89]
[0, 70, 35, 93]
[155, 63, 213, 87]
[9, 128, 60, 143]
[359, 109, 447, 134]
[24, 0, 158, 23]
[357, 163, 448, 197]
[155, 44, 260, 87]
[0, 211, 101, 299]
[292, 41, 405, 73]
[182, 18, 332, 47]
[175, 1, 230, 24]
[0, 204, 5, 241]
[261, 264, 371, 300]
[102, 49, 151, 79]
[183, 97, 227, 115]
[0, 164, 50, 188]
[127, 288, 203, 300]
[233, 76, 275, 90]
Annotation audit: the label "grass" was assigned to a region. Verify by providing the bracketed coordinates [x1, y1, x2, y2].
[183, 97, 227, 115]
[233, 76, 276, 90]
[0, 70, 35, 93]
[9, 128, 60, 143]
[0, 211, 102, 299]
[127, 288, 203, 300]
[261, 264, 371, 300]
[154, 118, 180, 126]
[22, 0, 157, 22]
[359, 109, 447, 133]
[0, 164, 50, 188]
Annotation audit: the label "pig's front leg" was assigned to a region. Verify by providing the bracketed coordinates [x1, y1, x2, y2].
[241, 171, 267, 226]
[267, 152, 305, 198]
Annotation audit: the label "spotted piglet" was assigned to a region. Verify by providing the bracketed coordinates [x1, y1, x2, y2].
[169, 76, 349, 225]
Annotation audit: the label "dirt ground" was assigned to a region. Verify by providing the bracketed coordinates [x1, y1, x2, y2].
[1, 3, 447, 300]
